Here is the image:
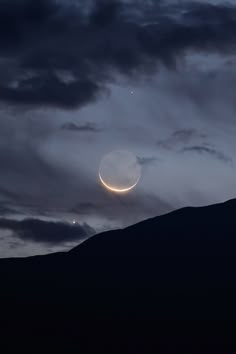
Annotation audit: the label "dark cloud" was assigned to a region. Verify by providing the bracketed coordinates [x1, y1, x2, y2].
[0, 0, 235, 108]
[0, 205, 16, 216]
[0, 186, 21, 202]
[157, 129, 207, 149]
[180, 146, 233, 165]
[157, 129, 232, 165]
[0, 218, 95, 244]
[137, 156, 158, 166]
[61, 122, 100, 132]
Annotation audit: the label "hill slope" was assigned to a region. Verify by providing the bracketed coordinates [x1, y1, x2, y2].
[1, 199, 236, 353]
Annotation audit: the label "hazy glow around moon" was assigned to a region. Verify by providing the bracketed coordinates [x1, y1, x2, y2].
[99, 150, 141, 193]
[99, 174, 139, 193]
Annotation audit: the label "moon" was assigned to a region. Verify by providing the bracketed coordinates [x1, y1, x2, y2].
[99, 150, 141, 193]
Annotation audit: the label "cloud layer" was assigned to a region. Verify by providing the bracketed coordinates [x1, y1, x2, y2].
[0, 0, 236, 109]
[0, 218, 95, 244]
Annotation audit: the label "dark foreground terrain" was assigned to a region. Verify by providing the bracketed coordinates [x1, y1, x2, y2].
[1, 199, 236, 353]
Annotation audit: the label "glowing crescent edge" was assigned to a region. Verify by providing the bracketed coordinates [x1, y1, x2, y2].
[99, 173, 139, 193]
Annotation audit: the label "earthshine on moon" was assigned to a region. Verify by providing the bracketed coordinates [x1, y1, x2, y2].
[99, 151, 141, 193]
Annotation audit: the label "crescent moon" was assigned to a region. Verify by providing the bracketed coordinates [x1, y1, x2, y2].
[99, 173, 139, 193]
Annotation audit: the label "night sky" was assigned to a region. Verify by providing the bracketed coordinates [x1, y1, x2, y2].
[1, 0, 236, 257]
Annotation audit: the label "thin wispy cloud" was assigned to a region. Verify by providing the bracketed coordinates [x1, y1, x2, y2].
[61, 122, 100, 132]
[137, 156, 158, 166]
[180, 145, 233, 165]
[157, 129, 207, 150]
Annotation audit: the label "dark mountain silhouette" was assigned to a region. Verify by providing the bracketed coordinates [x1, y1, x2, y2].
[1, 199, 236, 353]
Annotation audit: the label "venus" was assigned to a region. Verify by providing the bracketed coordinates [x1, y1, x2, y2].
[99, 150, 141, 193]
